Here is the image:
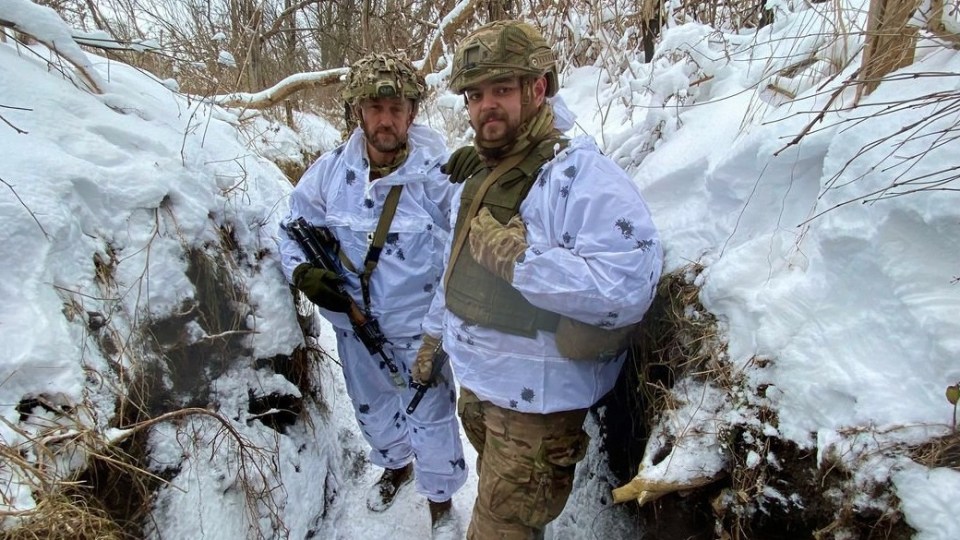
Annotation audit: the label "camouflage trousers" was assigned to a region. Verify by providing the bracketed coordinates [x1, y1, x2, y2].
[458, 387, 589, 540]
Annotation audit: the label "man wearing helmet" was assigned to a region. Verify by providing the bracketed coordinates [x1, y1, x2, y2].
[414, 20, 663, 539]
[279, 53, 466, 534]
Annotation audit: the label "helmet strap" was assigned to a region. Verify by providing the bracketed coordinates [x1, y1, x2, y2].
[519, 78, 535, 124]
[521, 78, 533, 106]
[520, 75, 549, 125]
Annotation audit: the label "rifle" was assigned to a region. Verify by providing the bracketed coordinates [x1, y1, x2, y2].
[284, 217, 406, 388]
[406, 340, 448, 414]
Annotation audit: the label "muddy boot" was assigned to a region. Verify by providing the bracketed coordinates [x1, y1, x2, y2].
[365, 462, 413, 512]
[429, 499, 461, 539]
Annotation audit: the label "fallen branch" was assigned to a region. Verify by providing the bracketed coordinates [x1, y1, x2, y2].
[211, 68, 348, 110]
[613, 469, 726, 505]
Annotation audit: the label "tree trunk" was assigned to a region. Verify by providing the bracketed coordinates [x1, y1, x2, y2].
[641, 0, 662, 63]
[927, 0, 960, 45]
[857, 0, 922, 101]
[362, 0, 371, 50]
[486, 0, 513, 21]
[284, 0, 297, 127]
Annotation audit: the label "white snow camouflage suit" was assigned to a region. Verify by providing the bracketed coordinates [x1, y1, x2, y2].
[279, 124, 467, 503]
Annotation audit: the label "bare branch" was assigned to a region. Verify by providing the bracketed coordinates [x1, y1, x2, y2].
[211, 67, 349, 109]
[1, 175, 50, 239]
[0, 113, 27, 134]
[1, 20, 104, 94]
[257, 0, 326, 43]
[422, 0, 479, 72]
[774, 70, 859, 157]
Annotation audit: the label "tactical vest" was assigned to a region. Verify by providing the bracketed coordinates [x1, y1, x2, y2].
[445, 137, 568, 337]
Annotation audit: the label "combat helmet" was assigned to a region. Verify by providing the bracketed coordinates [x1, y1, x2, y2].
[449, 20, 558, 97]
[342, 53, 425, 105]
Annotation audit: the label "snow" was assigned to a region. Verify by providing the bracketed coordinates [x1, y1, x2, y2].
[1, 0, 959, 538]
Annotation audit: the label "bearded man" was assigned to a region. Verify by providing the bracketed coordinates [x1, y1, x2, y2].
[279, 53, 466, 536]
[414, 21, 664, 540]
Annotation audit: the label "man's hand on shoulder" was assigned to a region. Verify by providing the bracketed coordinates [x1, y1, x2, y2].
[441, 146, 484, 184]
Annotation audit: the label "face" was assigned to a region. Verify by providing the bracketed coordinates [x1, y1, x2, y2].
[464, 76, 546, 147]
[358, 96, 414, 157]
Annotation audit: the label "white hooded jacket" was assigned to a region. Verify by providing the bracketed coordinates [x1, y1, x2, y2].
[279, 124, 456, 338]
[423, 134, 664, 414]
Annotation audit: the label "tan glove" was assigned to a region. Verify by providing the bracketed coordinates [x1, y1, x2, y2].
[468, 207, 527, 283]
[412, 333, 441, 385]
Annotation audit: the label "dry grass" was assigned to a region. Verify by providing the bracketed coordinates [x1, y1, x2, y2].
[0, 490, 130, 540]
[630, 262, 729, 421]
[0, 407, 151, 538]
[911, 431, 960, 470]
[1, 404, 286, 539]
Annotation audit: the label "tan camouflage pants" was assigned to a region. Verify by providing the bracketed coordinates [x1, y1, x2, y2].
[458, 387, 589, 540]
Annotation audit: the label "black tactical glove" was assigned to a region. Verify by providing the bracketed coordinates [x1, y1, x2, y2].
[292, 263, 351, 313]
[441, 145, 484, 184]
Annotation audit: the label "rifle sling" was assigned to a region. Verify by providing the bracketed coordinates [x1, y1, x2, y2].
[337, 184, 404, 312]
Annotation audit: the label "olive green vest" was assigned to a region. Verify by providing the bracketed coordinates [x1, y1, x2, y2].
[445, 137, 568, 338]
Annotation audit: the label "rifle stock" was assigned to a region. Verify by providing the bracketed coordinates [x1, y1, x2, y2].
[284, 217, 406, 388]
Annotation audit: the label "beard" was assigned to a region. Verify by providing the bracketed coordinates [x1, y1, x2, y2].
[364, 126, 405, 154]
[474, 111, 521, 149]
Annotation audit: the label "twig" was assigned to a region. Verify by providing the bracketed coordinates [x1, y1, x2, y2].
[774, 70, 860, 157]
[194, 329, 258, 342]
[1, 175, 50, 239]
[0, 112, 27, 134]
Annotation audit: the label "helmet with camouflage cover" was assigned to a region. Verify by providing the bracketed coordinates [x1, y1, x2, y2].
[342, 53, 425, 105]
[449, 20, 558, 97]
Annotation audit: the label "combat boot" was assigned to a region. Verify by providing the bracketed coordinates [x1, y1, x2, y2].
[365, 462, 413, 512]
[429, 499, 461, 539]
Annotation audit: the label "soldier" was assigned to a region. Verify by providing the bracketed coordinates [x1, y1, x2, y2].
[279, 53, 466, 536]
[414, 20, 664, 539]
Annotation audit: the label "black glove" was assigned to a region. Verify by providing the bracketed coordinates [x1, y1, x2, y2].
[441, 145, 484, 184]
[292, 263, 351, 313]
